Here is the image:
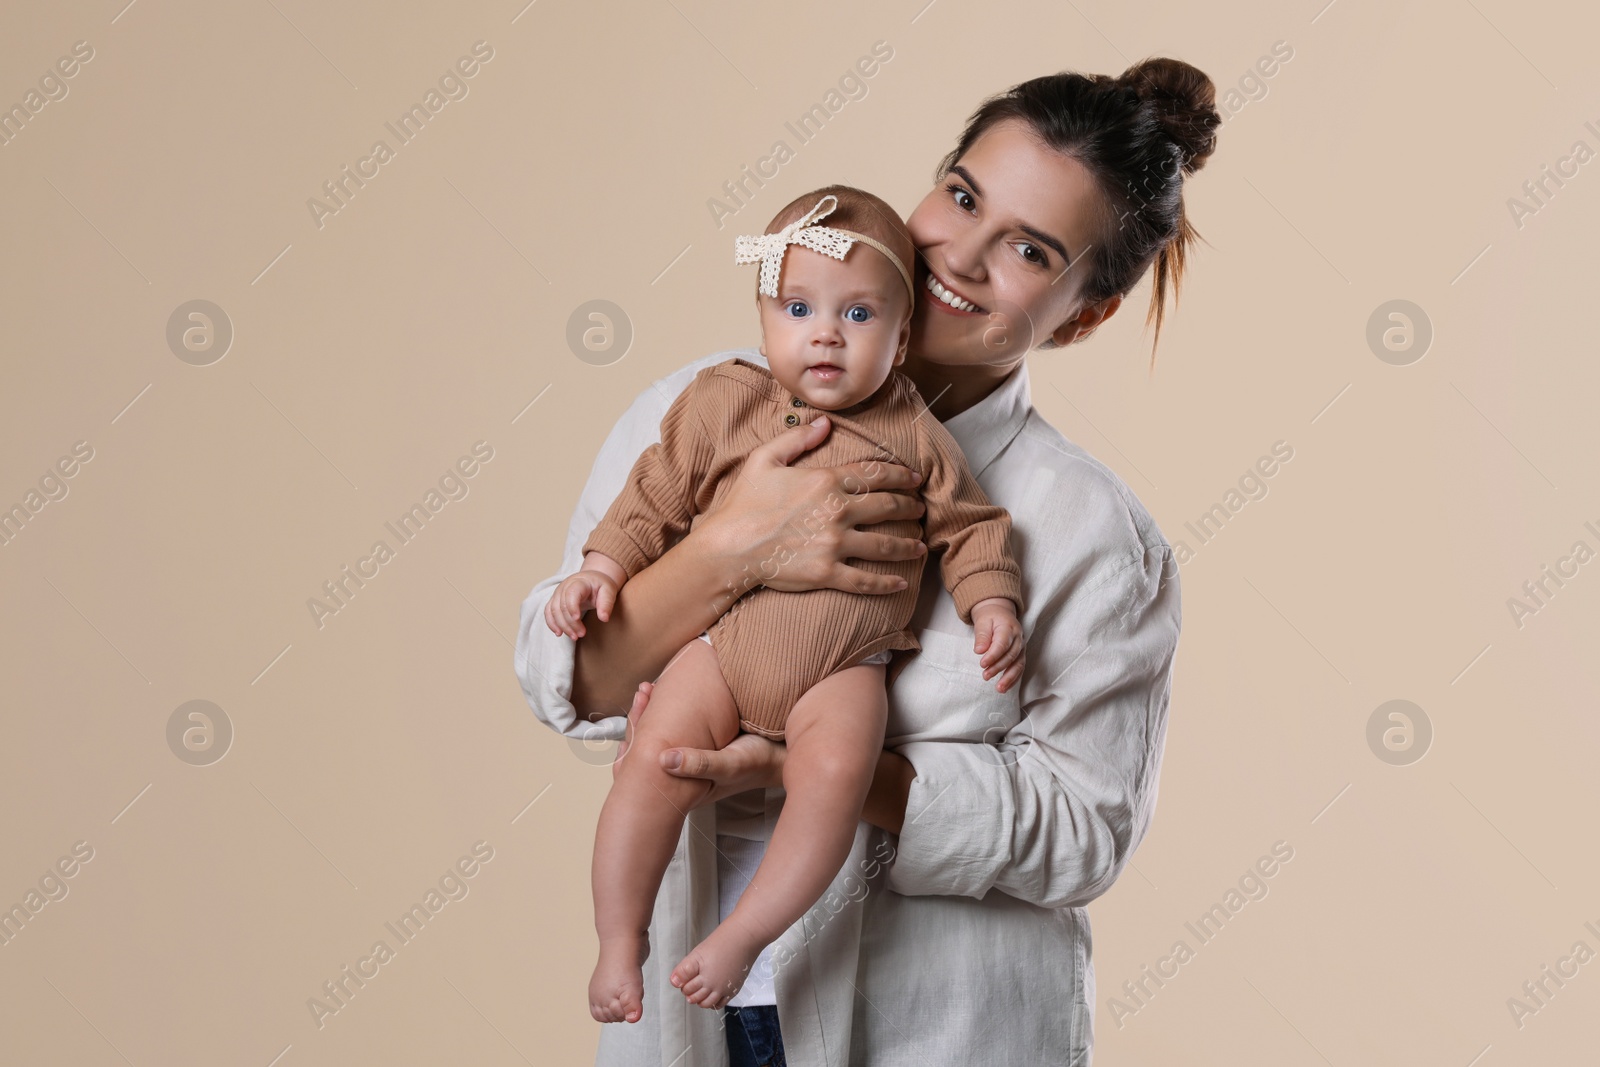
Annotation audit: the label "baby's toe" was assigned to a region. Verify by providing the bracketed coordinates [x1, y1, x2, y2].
[672, 956, 702, 994]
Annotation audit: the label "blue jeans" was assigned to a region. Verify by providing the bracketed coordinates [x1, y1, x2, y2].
[723, 1004, 786, 1067]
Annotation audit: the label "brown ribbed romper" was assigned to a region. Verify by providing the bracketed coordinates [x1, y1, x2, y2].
[581, 357, 1025, 740]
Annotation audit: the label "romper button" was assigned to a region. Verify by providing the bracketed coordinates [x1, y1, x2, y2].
[784, 413, 799, 426]
[791, 396, 804, 407]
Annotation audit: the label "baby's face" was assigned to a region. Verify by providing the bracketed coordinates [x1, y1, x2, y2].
[757, 243, 912, 411]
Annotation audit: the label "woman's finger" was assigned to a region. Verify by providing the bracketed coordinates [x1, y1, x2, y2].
[841, 527, 929, 566]
[629, 681, 652, 732]
[659, 734, 779, 808]
[614, 682, 653, 774]
[838, 490, 926, 531]
[661, 745, 719, 779]
[837, 458, 924, 495]
[744, 414, 832, 469]
[829, 563, 913, 596]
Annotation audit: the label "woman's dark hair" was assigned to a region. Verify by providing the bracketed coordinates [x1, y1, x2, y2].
[936, 57, 1221, 366]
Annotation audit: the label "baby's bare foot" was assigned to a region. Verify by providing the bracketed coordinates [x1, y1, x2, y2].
[670, 920, 769, 1011]
[590, 934, 650, 1023]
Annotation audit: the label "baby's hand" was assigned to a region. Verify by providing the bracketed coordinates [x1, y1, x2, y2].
[545, 570, 621, 640]
[971, 597, 1025, 694]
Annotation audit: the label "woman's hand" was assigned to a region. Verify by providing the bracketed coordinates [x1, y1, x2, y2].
[612, 680, 786, 805]
[612, 681, 653, 783]
[662, 733, 787, 808]
[614, 679, 911, 832]
[694, 415, 931, 597]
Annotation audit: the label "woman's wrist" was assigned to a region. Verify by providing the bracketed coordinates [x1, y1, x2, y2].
[767, 734, 788, 788]
[685, 512, 762, 608]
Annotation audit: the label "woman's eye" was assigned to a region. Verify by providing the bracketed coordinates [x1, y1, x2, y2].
[785, 300, 810, 317]
[947, 183, 975, 212]
[1015, 241, 1046, 266]
[846, 305, 873, 323]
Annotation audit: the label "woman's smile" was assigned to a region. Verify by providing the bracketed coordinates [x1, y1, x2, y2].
[923, 269, 985, 315]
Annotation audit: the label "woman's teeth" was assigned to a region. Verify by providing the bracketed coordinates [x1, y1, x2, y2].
[925, 273, 982, 313]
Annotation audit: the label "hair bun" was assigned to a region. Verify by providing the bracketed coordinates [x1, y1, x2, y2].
[1119, 57, 1220, 175]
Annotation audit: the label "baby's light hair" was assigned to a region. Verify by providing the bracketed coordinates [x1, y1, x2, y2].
[756, 185, 917, 317]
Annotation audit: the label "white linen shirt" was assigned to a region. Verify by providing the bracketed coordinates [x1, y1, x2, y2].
[514, 348, 1182, 1066]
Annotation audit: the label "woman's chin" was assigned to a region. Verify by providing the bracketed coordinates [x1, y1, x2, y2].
[910, 307, 991, 368]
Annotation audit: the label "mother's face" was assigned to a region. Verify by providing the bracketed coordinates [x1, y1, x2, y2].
[905, 117, 1119, 368]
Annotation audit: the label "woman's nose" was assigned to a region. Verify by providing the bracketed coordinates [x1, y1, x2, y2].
[943, 229, 987, 281]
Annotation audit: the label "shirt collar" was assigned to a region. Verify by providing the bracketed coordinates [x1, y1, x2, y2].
[940, 357, 1033, 476]
[733, 348, 1033, 476]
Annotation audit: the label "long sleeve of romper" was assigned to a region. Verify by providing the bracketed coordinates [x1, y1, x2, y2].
[579, 377, 715, 579]
[915, 414, 1025, 624]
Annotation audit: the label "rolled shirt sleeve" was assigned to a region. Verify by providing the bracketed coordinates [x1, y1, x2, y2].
[886, 539, 1181, 910]
[514, 379, 679, 742]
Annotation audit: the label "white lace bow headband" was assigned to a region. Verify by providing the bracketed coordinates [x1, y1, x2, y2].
[734, 195, 916, 305]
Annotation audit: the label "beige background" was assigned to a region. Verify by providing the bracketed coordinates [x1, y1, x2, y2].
[1, 0, 1596, 1062]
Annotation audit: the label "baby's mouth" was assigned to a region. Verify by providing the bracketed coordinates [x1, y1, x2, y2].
[924, 271, 985, 314]
[808, 363, 844, 379]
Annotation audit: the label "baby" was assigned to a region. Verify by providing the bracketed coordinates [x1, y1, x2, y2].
[545, 185, 1027, 1023]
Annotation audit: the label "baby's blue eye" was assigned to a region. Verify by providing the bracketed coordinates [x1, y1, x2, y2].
[785, 300, 811, 318]
[846, 305, 873, 323]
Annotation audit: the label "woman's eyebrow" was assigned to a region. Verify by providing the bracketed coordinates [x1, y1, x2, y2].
[1019, 224, 1073, 266]
[950, 164, 984, 197]
[950, 164, 1074, 265]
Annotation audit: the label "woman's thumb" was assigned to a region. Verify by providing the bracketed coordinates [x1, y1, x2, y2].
[661, 747, 707, 775]
[760, 414, 829, 467]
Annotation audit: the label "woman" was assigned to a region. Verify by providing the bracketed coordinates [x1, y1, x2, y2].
[516, 57, 1219, 1066]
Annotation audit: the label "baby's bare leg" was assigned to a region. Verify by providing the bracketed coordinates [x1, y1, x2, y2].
[672, 662, 888, 1010]
[590, 638, 740, 1024]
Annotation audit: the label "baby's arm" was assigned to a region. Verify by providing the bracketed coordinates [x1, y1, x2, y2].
[578, 378, 716, 579]
[917, 418, 1028, 691]
[545, 378, 715, 641]
[545, 551, 630, 640]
